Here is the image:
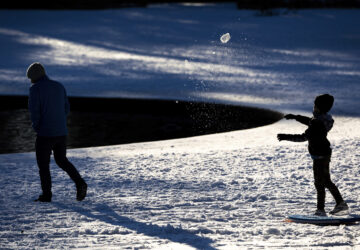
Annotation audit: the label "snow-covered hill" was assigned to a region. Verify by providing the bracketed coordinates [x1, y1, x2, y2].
[0, 3, 360, 249]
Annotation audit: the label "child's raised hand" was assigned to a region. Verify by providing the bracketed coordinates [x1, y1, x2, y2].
[284, 114, 296, 120]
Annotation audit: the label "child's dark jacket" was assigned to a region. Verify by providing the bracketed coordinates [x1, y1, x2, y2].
[283, 113, 334, 157]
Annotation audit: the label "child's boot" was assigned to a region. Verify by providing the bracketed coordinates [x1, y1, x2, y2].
[330, 201, 349, 215]
[314, 209, 327, 217]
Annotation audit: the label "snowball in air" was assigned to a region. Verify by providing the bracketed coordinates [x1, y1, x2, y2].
[220, 33, 231, 43]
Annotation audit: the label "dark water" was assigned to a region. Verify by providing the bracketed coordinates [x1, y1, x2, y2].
[0, 95, 283, 154]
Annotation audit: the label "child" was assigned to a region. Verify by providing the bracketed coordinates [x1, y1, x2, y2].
[277, 94, 348, 216]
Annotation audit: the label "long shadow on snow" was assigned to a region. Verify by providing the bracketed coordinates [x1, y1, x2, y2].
[54, 202, 217, 250]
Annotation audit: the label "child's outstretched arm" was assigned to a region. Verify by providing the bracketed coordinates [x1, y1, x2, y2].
[284, 114, 311, 126]
[277, 133, 307, 142]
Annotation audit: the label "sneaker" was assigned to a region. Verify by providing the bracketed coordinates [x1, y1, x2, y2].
[34, 193, 52, 202]
[330, 201, 349, 215]
[76, 182, 87, 201]
[314, 209, 327, 217]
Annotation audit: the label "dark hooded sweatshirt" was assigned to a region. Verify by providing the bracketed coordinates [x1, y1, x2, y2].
[282, 113, 334, 157]
[28, 75, 70, 137]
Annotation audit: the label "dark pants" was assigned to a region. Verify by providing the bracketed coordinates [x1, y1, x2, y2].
[313, 157, 343, 210]
[36, 136, 83, 196]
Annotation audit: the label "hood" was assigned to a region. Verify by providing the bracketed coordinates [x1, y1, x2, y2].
[314, 113, 334, 132]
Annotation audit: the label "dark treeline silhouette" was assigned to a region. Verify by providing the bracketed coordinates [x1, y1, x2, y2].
[237, 0, 360, 9]
[1, 0, 359, 9]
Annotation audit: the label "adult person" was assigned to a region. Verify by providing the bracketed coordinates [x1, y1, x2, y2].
[27, 62, 87, 202]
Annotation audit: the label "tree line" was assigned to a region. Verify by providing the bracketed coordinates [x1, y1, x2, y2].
[1, 0, 359, 10]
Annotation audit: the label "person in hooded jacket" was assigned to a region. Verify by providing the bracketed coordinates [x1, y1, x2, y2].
[277, 94, 348, 216]
[27, 62, 87, 202]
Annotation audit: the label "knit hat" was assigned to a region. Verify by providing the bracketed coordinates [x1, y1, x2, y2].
[314, 94, 334, 113]
[26, 62, 46, 82]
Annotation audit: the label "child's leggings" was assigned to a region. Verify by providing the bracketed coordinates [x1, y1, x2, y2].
[313, 157, 344, 210]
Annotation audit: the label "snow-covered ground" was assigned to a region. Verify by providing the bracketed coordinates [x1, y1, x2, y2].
[1, 3, 360, 249]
